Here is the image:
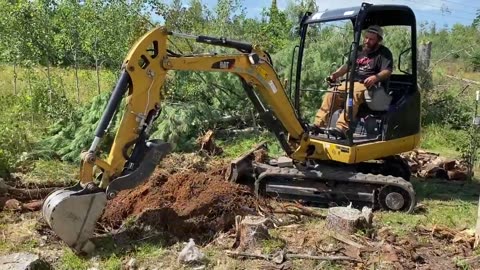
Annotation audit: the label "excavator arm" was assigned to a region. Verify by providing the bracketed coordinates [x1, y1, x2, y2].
[42, 26, 308, 253]
[94, 27, 305, 189]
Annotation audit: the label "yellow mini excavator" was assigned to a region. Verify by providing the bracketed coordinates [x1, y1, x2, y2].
[43, 3, 420, 252]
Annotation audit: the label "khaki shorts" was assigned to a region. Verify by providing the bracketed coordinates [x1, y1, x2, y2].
[364, 85, 392, 111]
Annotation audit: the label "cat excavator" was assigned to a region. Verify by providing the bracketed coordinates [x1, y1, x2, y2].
[42, 3, 420, 253]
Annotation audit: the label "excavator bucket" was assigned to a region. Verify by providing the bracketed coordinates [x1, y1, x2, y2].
[42, 184, 107, 254]
[42, 140, 172, 254]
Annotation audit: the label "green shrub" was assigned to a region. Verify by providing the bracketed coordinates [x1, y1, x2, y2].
[36, 92, 115, 162]
[471, 52, 480, 72]
[0, 94, 39, 176]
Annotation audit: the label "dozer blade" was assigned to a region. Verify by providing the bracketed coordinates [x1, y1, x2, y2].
[225, 140, 268, 183]
[42, 184, 107, 254]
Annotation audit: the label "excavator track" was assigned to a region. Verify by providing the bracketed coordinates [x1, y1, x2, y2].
[253, 163, 416, 213]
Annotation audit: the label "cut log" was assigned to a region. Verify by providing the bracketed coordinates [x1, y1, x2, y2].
[443, 160, 457, 171]
[447, 170, 468, 181]
[22, 200, 43, 212]
[474, 196, 480, 248]
[233, 215, 272, 251]
[4, 199, 22, 211]
[6, 187, 57, 202]
[325, 206, 371, 235]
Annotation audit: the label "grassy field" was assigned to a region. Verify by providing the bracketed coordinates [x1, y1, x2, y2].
[1, 61, 480, 269]
[0, 64, 118, 104]
[2, 133, 480, 269]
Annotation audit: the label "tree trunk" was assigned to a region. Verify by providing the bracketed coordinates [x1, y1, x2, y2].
[27, 67, 33, 96]
[251, 109, 257, 131]
[46, 61, 53, 104]
[27, 68, 34, 123]
[474, 196, 480, 248]
[74, 50, 80, 102]
[96, 58, 101, 95]
[95, 33, 101, 95]
[418, 41, 433, 91]
[13, 60, 17, 95]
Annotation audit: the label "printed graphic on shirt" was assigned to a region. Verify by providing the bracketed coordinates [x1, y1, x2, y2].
[356, 56, 374, 73]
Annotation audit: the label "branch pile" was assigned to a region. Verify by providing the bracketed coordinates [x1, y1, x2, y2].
[401, 150, 470, 181]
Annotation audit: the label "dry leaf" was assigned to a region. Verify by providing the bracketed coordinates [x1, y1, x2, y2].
[382, 244, 399, 262]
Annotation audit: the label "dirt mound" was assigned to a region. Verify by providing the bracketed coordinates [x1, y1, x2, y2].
[100, 166, 257, 242]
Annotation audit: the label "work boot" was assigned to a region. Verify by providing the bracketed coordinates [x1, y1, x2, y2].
[327, 127, 347, 140]
[311, 125, 327, 135]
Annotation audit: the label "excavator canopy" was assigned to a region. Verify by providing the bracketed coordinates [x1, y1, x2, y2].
[305, 3, 416, 27]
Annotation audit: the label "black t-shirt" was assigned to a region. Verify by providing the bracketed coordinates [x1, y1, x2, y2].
[349, 45, 393, 81]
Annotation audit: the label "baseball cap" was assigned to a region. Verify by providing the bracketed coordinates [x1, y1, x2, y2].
[366, 25, 383, 40]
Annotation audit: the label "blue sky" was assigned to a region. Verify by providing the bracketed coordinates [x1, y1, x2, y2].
[159, 0, 479, 28]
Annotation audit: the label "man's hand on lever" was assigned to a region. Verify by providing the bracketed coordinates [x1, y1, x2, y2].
[364, 69, 391, 88]
[363, 74, 378, 88]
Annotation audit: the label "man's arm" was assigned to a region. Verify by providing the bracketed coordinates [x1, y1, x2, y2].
[330, 46, 362, 80]
[331, 64, 348, 80]
[364, 47, 393, 87]
[375, 69, 392, 81]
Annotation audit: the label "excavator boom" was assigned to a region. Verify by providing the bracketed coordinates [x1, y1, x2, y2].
[42, 27, 307, 253]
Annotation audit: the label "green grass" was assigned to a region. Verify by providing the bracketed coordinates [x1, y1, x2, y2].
[57, 249, 90, 270]
[420, 124, 468, 158]
[21, 159, 78, 185]
[0, 64, 117, 104]
[261, 238, 286, 254]
[54, 239, 169, 269]
[377, 178, 479, 236]
[134, 242, 167, 261]
[101, 254, 123, 270]
[217, 131, 285, 159]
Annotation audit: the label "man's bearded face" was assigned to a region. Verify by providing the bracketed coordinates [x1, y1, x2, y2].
[363, 32, 380, 51]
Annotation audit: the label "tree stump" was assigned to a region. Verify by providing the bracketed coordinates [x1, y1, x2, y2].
[233, 215, 272, 251]
[196, 130, 223, 155]
[474, 196, 480, 249]
[325, 207, 371, 235]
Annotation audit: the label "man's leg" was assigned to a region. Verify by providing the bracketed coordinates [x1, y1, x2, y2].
[314, 87, 346, 128]
[331, 82, 366, 136]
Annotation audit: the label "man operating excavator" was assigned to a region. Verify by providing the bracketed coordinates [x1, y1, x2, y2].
[313, 25, 394, 139]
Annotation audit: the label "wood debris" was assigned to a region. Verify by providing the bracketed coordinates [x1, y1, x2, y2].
[196, 130, 223, 155]
[225, 250, 361, 263]
[401, 149, 470, 181]
[417, 225, 475, 245]
[330, 232, 366, 250]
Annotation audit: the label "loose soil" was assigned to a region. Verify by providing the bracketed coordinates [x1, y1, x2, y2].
[100, 165, 258, 243]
